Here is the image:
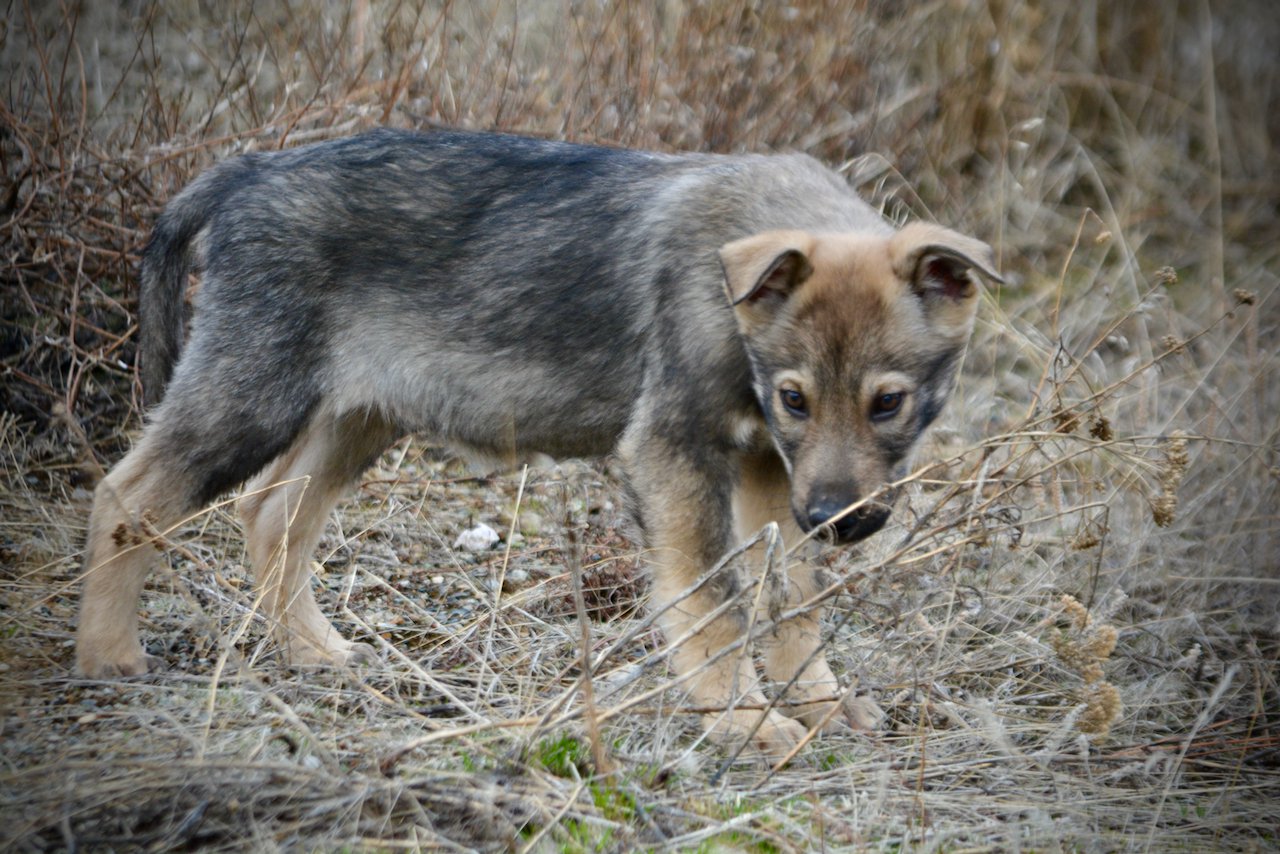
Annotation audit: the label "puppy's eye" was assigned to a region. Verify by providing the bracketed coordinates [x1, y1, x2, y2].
[870, 391, 904, 420]
[779, 387, 808, 418]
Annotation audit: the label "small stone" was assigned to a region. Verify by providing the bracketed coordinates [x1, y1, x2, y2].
[453, 523, 500, 552]
[519, 511, 543, 537]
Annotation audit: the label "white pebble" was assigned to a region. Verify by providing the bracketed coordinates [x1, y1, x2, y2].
[453, 523, 500, 552]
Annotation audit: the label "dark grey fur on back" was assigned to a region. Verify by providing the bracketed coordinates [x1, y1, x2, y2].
[140, 129, 888, 506]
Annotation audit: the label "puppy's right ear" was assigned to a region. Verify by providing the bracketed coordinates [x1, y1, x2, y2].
[719, 230, 816, 307]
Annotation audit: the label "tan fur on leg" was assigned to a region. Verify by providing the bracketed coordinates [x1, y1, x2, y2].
[77, 440, 189, 677]
[650, 545, 808, 756]
[240, 411, 394, 668]
[735, 451, 885, 733]
[623, 432, 806, 757]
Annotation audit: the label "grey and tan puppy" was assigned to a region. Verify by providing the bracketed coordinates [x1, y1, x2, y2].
[77, 129, 1000, 756]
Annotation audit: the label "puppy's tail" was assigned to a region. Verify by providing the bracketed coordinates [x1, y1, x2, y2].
[139, 159, 250, 405]
[139, 208, 196, 405]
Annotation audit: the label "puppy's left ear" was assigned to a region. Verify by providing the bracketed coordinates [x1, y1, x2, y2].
[890, 222, 1002, 337]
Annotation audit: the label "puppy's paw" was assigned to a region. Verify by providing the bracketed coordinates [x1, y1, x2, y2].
[784, 690, 885, 735]
[840, 692, 886, 731]
[285, 635, 381, 671]
[341, 641, 381, 668]
[705, 708, 810, 762]
[753, 710, 810, 759]
[75, 648, 163, 679]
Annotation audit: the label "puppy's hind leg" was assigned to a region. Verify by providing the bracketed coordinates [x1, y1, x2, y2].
[77, 330, 329, 678]
[239, 409, 398, 669]
[77, 436, 201, 678]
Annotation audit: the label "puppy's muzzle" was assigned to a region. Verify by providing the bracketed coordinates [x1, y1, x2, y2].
[799, 493, 893, 544]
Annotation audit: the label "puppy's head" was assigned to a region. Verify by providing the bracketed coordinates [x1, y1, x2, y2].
[719, 222, 1001, 543]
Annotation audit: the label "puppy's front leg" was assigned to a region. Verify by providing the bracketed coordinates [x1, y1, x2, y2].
[758, 561, 885, 733]
[736, 451, 885, 734]
[621, 433, 807, 758]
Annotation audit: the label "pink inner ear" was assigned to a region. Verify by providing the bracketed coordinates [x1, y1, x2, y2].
[745, 249, 806, 304]
[924, 256, 972, 300]
[747, 266, 788, 302]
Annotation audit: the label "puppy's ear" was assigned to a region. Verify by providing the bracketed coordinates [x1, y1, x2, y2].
[719, 230, 816, 307]
[890, 222, 1001, 338]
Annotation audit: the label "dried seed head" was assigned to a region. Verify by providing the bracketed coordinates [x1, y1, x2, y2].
[1059, 594, 1090, 630]
[1071, 529, 1101, 550]
[1052, 595, 1119, 677]
[1088, 413, 1113, 441]
[1151, 493, 1177, 527]
[1083, 624, 1118, 661]
[1051, 630, 1086, 666]
[1165, 431, 1190, 473]
[1160, 335, 1186, 355]
[1078, 681, 1123, 737]
[1155, 266, 1178, 287]
[1054, 408, 1081, 434]
[1232, 288, 1256, 306]
[1048, 596, 1123, 739]
[1152, 431, 1190, 526]
[1050, 631, 1105, 683]
[1160, 431, 1191, 492]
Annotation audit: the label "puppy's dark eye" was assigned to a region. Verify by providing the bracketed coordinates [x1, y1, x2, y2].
[780, 388, 808, 417]
[871, 391, 904, 420]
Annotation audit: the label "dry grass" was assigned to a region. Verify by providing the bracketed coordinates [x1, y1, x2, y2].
[2, 0, 1278, 850]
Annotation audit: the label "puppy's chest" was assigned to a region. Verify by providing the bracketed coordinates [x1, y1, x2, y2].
[728, 407, 772, 452]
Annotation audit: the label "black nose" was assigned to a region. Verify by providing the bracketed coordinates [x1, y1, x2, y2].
[805, 497, 891, 543]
